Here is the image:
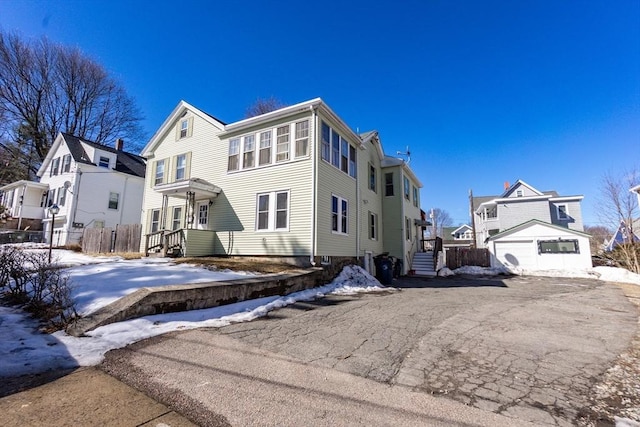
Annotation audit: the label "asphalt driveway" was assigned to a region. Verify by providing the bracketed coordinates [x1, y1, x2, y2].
[102, 275, 638, 426]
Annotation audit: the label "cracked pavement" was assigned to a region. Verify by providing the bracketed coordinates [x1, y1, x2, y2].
[103, 275, 638, 426]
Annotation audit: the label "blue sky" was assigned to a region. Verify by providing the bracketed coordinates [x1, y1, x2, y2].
[1, 0, 638, 227]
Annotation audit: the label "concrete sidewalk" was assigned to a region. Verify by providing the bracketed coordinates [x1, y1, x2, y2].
[0, 367, 197, 427]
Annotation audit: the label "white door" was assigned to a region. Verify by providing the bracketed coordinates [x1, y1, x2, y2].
[196, 202, 209, 230]
[494, 240, 536, 269]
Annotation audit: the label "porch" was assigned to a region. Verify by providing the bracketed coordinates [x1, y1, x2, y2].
[145, 178, 221, 257]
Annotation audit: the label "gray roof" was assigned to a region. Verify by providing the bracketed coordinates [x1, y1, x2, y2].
[62, 133, 146, 178]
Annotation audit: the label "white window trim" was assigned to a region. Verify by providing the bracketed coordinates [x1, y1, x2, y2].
[331, 194, 349, 235]
[557, 204, 568, 220]
[369, 211, 377, 240]
[321, 121, 357, 179]
[108, 192, 119, 210]
[99, 156, 110, 168]
[255, 190, 290, 232]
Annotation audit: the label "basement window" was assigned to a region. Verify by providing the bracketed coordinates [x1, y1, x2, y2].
[538, 239, 579, 254]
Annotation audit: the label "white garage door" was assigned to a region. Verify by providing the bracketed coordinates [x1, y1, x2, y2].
[494, 241, 536, 269]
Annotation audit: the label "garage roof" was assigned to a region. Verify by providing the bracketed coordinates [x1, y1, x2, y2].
[487, 219, 592, 241]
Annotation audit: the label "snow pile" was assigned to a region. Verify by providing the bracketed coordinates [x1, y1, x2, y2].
[593, 267, 640, 285]
[0, 263, 388, 377]
[454, 265, 510, 276]
[615, 416, 640, 427]
[439, 264, 640, 286]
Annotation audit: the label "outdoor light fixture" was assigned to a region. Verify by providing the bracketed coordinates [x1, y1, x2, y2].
[48, 204, 59, 263]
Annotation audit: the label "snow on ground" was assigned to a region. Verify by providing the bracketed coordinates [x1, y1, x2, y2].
[440, 263, 640, 286]
[0, 255, 386, 377]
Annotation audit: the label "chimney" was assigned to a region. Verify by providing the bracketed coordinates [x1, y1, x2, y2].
[504, 181, 510, 190]
[115, 138, 124, 151]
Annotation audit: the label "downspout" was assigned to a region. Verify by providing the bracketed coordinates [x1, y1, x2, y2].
[309, 105, 317, 266]
[72, 167, 83, 225]
[119, 176, 129, 224]
[401, 168, 407, 274]
[355, 152, 360, 262]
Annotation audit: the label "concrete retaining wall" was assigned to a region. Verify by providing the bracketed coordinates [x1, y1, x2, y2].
[68, 268, 326, 337]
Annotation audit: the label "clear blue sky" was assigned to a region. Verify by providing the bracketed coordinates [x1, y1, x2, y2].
[1, 0, 638, 227]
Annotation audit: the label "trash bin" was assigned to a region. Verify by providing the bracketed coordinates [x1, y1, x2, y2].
[379, 257, 393, 285]
[373, 252, 389, 282]
[393, 258, 403, 278]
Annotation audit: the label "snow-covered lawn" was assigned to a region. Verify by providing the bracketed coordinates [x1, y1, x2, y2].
[0, 249, 388, 377]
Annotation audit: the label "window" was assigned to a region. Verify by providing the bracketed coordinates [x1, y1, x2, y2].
[405, 217, 411, 240]
[369, 212, 377, 240]
[108, 192, 119, 210]
[47, 189, 56, 207]
[341, 138, 349, 173]
[369, 164, 377, 192]
[243, 135, 255, 168]
[404, 176, 410, 200]
[349, 145, 356, 178]
[538, 239, 579, 254]
[178, 118, 192, 139]
[413, 186, 418, 207]
[331, 129, 340, 167]
[154, 159, 165, 185]
[516, 190, 523, 197]
[228, 138, 240, 171]
[58, 187, 66, 206]
[259, 131, 272, 166]
[175, 154, 187, 180]
[198, 204, 208, 225]
[321, 122, 331, 161]
[62, 154, 71, 173]
[40, 192, 47, 208]
[295, 120, 309, 157]
[331, 195, 348, 234]
[150, 209, 160, 233]
[94, 220, 105, 229]
[172, 207, 182, 230]
[486, 206, 498, 219]
[557, 204, 568, 220]
[256, 190, 289, 231]
[99, 156, 110, 168]
[276, 126, 290, 162]
[50, 157, 60, 176]
[385, 173, 394, 196]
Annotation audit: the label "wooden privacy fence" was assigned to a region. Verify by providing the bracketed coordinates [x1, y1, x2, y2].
[446, 247, 490, 269]
[82, 224, 141, 253]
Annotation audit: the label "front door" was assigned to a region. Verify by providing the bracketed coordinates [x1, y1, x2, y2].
[196, 201, 209, 230]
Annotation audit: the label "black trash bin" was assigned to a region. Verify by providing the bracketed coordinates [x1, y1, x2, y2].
[373, 252, 389, 282]
[377, 257, 393, 285]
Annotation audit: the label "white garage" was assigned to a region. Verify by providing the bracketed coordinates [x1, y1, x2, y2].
[488, 220, 592, 271]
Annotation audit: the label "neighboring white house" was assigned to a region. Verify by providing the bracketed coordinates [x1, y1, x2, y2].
[632, 184, 640, 207]
[34, 133, 146, 246]
[140, 98, 424, 274]
[486, 219, 592, 271]
[0, 180, 49, 231]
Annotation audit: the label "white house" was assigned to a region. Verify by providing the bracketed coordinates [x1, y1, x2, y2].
[0, 180, 49, 231]
[35, 133, 146, 246]
[140, 99, 424, 274]
[486, 219, 592, 271]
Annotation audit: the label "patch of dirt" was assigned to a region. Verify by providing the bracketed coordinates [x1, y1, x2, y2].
[173, 257, 303, 274]
[578, 282, 640, 425]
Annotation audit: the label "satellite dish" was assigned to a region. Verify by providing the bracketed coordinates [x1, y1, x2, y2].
[63, 181, 71, 189]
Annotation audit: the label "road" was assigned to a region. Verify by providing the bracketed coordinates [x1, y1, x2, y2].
[102, 274, 638, 426]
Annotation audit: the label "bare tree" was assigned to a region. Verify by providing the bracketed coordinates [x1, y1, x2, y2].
[244, 96, 287, 118]
[584, 225, 611, 255]
[597, 168, 640, 273]
[0, 31, 144, 181]
[426, 208, 454, 238]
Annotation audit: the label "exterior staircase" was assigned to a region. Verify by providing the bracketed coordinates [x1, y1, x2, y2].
[412, 251, 437, 276]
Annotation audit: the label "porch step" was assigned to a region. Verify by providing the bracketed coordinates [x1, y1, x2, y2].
[412, 251, 436, 276]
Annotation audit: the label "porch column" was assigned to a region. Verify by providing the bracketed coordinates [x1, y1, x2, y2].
[160, 195, 169, 230]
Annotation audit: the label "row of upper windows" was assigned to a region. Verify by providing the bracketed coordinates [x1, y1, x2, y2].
[49, 154, 72, 176]
[477, 203, 569, 221]
[375, 170, 419, 207]
[227, 120, 310, 171]
[43, 187, 119, 210]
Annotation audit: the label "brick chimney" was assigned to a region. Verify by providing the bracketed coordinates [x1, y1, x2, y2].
[504, 181, 510, 190]
[115, 138, 124, 151]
